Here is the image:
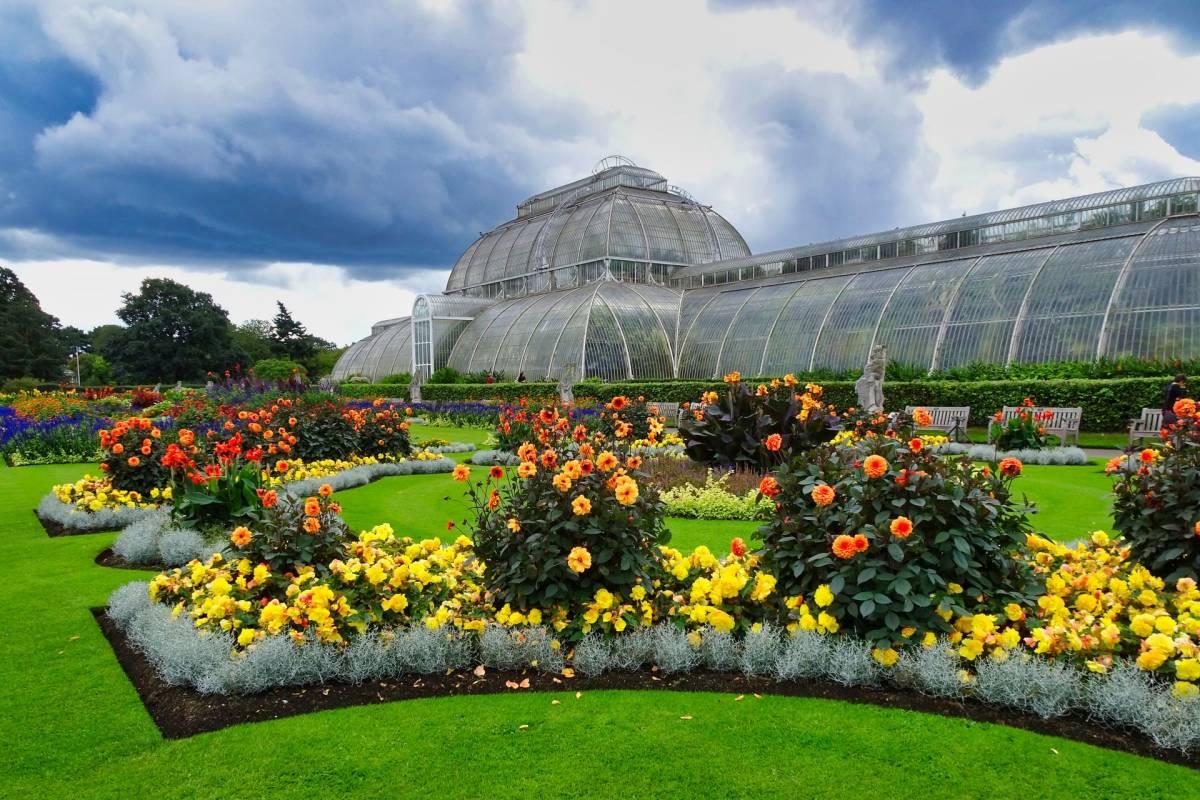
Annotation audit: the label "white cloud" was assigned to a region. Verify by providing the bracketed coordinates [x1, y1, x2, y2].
[918, 31, 1200, 216]
[513, 0, 880, 241]
[8, 259, 439, 346]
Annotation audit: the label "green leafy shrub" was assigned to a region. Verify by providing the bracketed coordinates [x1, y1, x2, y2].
[253, 358, 306, 381]
[758, 436, 1034, 649]
[1111, 398, 1200, 582]
[680, 377, 838, 470]
[429, 366, 463, 384]
[2, 377, 42, 392]
[659, 470, 772, 520]
[377, 372, 411, 385]
[291, 402, 359, 461]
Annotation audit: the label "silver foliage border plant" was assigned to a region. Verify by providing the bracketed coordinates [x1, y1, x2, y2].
[106, 580, 1200, 754]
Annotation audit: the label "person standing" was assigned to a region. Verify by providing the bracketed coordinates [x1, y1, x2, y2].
[1163, 374, 1188, 426]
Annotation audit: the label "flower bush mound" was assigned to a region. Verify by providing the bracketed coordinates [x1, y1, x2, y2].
[758, 433, 1035, 651]
[465, 401, 669, 622]
[680, 373, 839, 471]
[1109, 398, 1200, 582]
[990, 397, 1053, 451]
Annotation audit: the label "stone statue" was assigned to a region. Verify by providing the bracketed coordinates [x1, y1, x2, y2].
[409, 374, 423, 404]
[174, 381, 183, 392]
[557, 363, 577, 405]
[854, 345, 887, 413]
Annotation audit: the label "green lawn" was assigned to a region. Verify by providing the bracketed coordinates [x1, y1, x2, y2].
[1018, 460, 1116, 541]
[2, 451, 1187, 800]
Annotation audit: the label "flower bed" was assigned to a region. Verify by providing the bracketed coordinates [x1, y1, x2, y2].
[36, 452, 457, 541]
[93, 395, 1200, 760]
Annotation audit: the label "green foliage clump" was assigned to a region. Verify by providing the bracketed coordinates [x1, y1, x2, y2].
[759, 437, 1034, 649]
[680, 379, 838, 470]
[291, 403, 359, 461]
[660, 470, 772, 520]
[252, 358, 306, 381]
[2, 377, 43, 392]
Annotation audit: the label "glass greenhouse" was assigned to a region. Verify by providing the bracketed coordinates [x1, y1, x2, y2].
[334, 160, 1200, 382]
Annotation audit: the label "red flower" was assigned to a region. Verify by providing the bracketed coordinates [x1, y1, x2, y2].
[731, 537, 747, 557]
[489, 466, 505, 480]
[765, 433, 783, 452]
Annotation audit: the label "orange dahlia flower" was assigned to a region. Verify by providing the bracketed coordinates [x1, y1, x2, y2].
[832, 535, 858, 559]
[863, 454, 889, 479]
[890, 516, 914, 539]
[811, 484, 836, 506]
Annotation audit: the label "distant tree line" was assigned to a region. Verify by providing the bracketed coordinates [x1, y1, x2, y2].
[0, 266, 344, 386]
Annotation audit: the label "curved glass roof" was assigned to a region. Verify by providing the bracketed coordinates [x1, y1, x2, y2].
[445, 181, 749, 293]
[331, 318, 412, 381]
[673, 177, 1200, 282]
[445, 281, 680, 382]
[677, 215, 1200, 376]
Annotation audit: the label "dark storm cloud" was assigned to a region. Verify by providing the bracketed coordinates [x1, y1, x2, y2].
[0, 1, 595, 276]
[846, 0, 1200, 86]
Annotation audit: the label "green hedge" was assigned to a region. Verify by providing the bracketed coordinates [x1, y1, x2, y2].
[385, 378, 1170, 432]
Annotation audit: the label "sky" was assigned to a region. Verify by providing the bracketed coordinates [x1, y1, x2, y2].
[2, 0, 1200, 345]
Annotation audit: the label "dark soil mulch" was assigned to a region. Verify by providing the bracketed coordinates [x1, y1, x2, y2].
[95, 547, 160, 571]
[92, 609, 1198, 765]
[34, 508, 115, 538]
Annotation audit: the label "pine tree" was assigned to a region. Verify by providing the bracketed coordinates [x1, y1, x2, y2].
[271, 302, 316, 363]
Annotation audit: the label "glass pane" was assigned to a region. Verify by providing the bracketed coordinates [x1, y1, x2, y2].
[1013, 237, 1138, 362]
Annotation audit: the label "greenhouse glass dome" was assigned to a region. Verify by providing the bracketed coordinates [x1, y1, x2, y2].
[334, 160, 1200, 382]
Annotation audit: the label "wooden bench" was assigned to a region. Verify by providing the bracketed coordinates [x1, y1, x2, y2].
[988, 406, 1082, 446]
[648, 401, 683, 428]
[1128, 408, 1164, 447]
[905, 406, 970, 439]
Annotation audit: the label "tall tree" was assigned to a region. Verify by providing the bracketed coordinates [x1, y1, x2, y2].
[110, 278, 236, 382]
[0, 266, 67, 380]
[57, 325, 91, 355]
[271, 301, 317, 363]
[89, 324, 126, 362]
[231, 319, 275, 365]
